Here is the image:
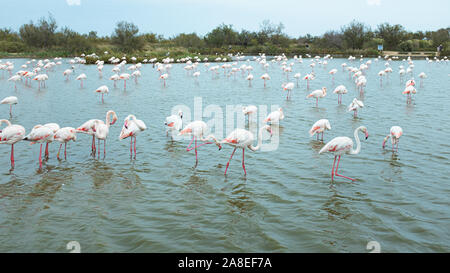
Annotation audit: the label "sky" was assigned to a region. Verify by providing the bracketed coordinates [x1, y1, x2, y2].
[0, 0, 448, 38]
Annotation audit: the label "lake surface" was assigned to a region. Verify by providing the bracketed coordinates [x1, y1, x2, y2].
[0, 57, 449, 253]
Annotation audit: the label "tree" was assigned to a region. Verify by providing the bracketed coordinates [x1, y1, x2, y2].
[172, 33, 204, 48]
[204, 24, 239, 47]
[19, 14, 57, 48]
[111, 21, 144, 52]
[376, 23, 406, 50]
[341, 20, 371, 49]
[316, 31, 344, 49]
[431, 28, 450, 48]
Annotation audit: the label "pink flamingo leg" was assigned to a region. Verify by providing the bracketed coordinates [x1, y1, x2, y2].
[130, 137, 133, 158]
[10, 144, 14, 170]
[194, 138, 198, 168]
[334, 156, 356, 181]
[39, 143, 43, 169]
[57, 143, 62, 160]
[133, 137, 136, 159]
[242, 148, 247, 176]
[45, 143, 49, 159]
[224, 147, 237, 175]
[65, 143, 67, 160]
[98, 139, 100, 158]
[316, 98, 318, 107]
[331, 155, 337, 181]
[321, 132, 324, 141]
[9, 105, 12, 116]
[104, 140, 106, 159]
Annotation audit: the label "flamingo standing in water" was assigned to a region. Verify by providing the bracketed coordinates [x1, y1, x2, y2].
[77, 110, 118, 156]
[261, 73, 270, 87]
[319, 126, 369, 181]
[160, 73, 168, 87]
[282, 82, 294, 100]
[63, 68, 73, 80]
[76, 73, 87, 88]
[110, 74, 120, 88]
[42, 123, 60, 160]
[309, 119, 331, 141]
[220, 125, 272, 175]
[243, 105, 257, 125]
[307, 87, 327, 107]
[8, 75, 21, 90]
[294, 73, 301, 87]
[402, 85, 416, 104]
[418, 72, 427, 87]
[0, 119, 26, 170]
[120, 73, 130, 90]
[1, 96, 18, 116]
[34, 74, 48, 90]
[178, 121, 222, 168]
[119, 114, 147, 159]
[333, 85, 347, 104]
[264, 108, 284, 124]
[246, 74, 253, 87]
[378, 70, 385, 87]
[348, 98, 364, 118]
[23, 125, 54, 169]
[304, 73, 315, 90]
[329, 69, 337, 82]
[95, 85, 109, 103]
[54, 127, 77, 160]
[165, 110, 183, 139]
[382, 126, 403, 152]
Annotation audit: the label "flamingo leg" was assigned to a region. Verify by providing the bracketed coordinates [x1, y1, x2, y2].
[242, 148, 247, 176]
[57, 143, 62, 160]
[331, 155, 337, 181]
[224, 147, 237, 175]
[65, 142, 67, 160]
[130, 137, 133, 158]
[321, 132, 324, 141]
[10, 144, 14, 170]
[39, 143, 43, 169]
[45, 143, 49, 159]
[104, 140, 106, 159]
[133, 136, 136, 159]
[334, 156, 356, 181]
[9, 105, 12, 116]
[194, 138, 198, 168]
[98, 139, 100, 159]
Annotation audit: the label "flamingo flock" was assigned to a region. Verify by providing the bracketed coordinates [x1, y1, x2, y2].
[0, 53, 445, 181]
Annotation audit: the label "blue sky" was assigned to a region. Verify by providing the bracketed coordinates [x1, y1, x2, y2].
[1, 0, 448, 38]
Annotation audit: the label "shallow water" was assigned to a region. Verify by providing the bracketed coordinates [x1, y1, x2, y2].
[0, 57, 449, 253]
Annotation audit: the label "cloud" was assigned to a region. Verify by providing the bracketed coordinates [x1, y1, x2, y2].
[66, 0, 81, 6]
[367, 0, 381, 6]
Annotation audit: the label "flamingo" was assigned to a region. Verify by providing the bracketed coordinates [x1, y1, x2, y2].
[76, 73, 87, 88]
[178, 121, 222, 168]
[294, 73, 301, 87]
[63, 68, 73, 80]
[220, 125, 272, 175]
[243, 105, 257, 125]
[402, 85, 416, 104]
[33, 74, 48, 90]
[110, 74, 120, 88]
[54, 127, 77, 160]
[418, 72, 427, 87]
[282, 82, 294, 100]
[8, 75, 21, 90]
[119, 73, 130, 89]
[378, 70, 385, 87]
[246, 74, 253, 87]
[307, 87, 327, 107]
[333, 85, 347, 104]
[0, 119, 26, 170]
[309, 119, 331, 141]
[382, 126, 403, 152]
[1, 96, 18, 116]
[23, 125, 54, 169]
[95, 85, 109, 103]
[329, 68, 337, 82]
[119, 114, 147, 159]
[261, 73, 270, 87]
[319, 126, 369, 181]
[42, 123, 60, 159]
[165, 110, 183, 139]
[77, 110, 118, 156]
[264, 108, 284, 124]
[160, 73, 168, 87]
[303, 73, 315, 90]
[348, 98, 364, 117]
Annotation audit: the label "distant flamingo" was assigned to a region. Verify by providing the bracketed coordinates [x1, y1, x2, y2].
[264, 108, 284, 124]
[0, 119, 26, 170]
[95, 85, 109, 103]
[243, 105, 257, 125]
[307, 87, 327, 107]
[76, 73, 87, 88]
[179, 121, 222, 168]
[119, 114, 147, 159]
[282, 82, 294, 100]
[309, 119, 331, 141]
[120, 73, 130, 89]
[220, 125, 272, 175]
[303, 73, 315, 90]
[333, 85, 347, 104]
[246, 74, 253, 87]
[42, 123, 60, 159]
[319, 126, 369, 181]
[402, 85, 416, 104]
[63, 68, 73, 80]
[329, 68, 337, 82]
[348, 98, 364, 117]
[382, 126, 403, 152]
[8, 75, 21, 90]
[23, 125, 54, 169]
[54, 127, 77, 160]
[261, 73, 270, 87]
[418, 72, 427, 87]
[165, 110, 183, 139]
[294, 73, 301, 87]
[1, 96, 18, 116]
[110, 74, 120, 88]
[160, 73, 168, 87]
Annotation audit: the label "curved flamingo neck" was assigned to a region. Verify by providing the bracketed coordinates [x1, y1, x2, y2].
[0, 119, 11, 127]
[350, 126, 363, 155]
[248, 126, 265, 151]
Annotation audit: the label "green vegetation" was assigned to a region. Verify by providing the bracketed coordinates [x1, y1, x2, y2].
[0, 15, 449, 62]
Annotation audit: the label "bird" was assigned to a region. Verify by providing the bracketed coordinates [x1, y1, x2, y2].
[95, 85, 109, 103]
[402, 85, 417, 104]
[179, 121, 222, 168]
[77, 110, 118, 156]
[282, 82, 295, 100]
[264, 108, 284, 124]
[33, 74, 48, 90]
[0, 119, 26, 170]
[8, 75, 21, 90]
[119, 73, 130, 89]
[42, 123, 60, 160]
[418, 72, 427, 87]
[382, 126, 403, 152]
[309, 119, 331, 141]
[119, 114, 147, 159]
[303, 73, 315, 90]
[246, 74, 253, 87]
[319, 126, 369, 181]
[23, 125, 54, 169]
[243, 105, 257, 125]
[333, 85, 347, 104]
[261, 73, 270, 87]
[307, 87, 327, 107]
[165, 110, 183, 139]
[329, 68, 337, 81]
[160, 73, 168, 87]
[347, 98, 364, 117]
[1, 96, 18, 116]
[54, 127, 77, 160]
[76, 73, 87, 88]
[63, 68, 73, 80]
[220, 125, 272, 175]
[294, 73, 301, 87]
[110, 74, 120, 88]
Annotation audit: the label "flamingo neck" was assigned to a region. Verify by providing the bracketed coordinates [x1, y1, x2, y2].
[0, 119, 11, 127]
[248, 126, 265, 151]
[350, 126, 363, 155]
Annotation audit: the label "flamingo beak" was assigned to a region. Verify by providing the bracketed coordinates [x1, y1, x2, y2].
[218, 144, 222, 151]
[365, 131, 369, 139]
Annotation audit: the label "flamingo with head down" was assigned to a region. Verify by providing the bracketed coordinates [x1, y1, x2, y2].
[119, 114, 147, 159]
[0, 119, 26, 170]
[23, 125, 54, 169]
[382, 126, 403, 152]
[309, 119, 331, 141]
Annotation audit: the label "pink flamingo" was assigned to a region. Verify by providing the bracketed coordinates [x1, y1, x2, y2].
[282, 82, 294, 100]
[178, 121, 221, 168]
[160, 73, 168, 87]
[95, 85, 109, 103]
[23, 125, 54, 169]
[333, 85, 347, 104]
[110, 74, 120, 88]
[347, 98, 364, 118]
[0, 119, 26, 170]
[120, 73, 130, 90]
[319, 126, 369, 181]
[76, 73, 87, 88]
[1, 96, 18, 117]
[119, 114, 147, 159]
[382, 126, 403, 152]
[77, 110, 118, 156]
[309, 119, 331, 141]
[54, 127, 77, 160]
[42, 123, 60, 160]
[8, 75, 21, 90]
[264, 108, 284, 124]
[307, 87, 327, 107]
[303, 73, 314, 90]
[261, 73, 270, 87]
[220, 125, 272, 175]
[402, 86, 416, 104]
